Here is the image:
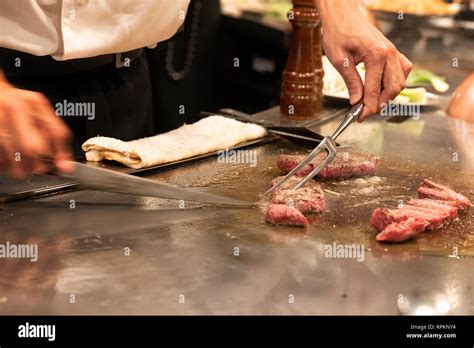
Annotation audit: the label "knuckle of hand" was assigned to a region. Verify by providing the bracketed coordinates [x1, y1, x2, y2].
[368, 84, 382, 96]
[386, 45, 397, 56]
[363, 99, 378, 113]
[334, 56, 347, 70]
[387, 84, 400, 95]
[28, 91, 47, 104]
[372, 46, 388, 60]
[366, 106, 378, 115]
[345, 76, 360, 89]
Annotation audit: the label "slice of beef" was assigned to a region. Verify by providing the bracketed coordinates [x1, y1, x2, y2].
[370, 208, 410, 231]
[376, 217, 428, 242]
[276, 151, 380, 179]
[418, 179, 471, 210]
[265, 204, 308, 227]
[371, 179, 470, 243]
[426, 199, 458, 207]
[276, 155, 314, 177]
[371, 207, 446, 232]
[399, 207, 447, 230]
[404, 204, 452, 220]
[407, 198, 458, 219]
[270, 176, 325, 214]
[270, 175, 299, 189]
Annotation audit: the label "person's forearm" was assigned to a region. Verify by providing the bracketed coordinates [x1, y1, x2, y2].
[313, 0, 413, 120]
[315, 0, 361, 26]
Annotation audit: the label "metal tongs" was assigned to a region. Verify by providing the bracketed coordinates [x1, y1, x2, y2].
[265, 103, 364, 195]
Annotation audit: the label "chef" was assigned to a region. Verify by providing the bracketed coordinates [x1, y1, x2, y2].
[0, 0, 412, 178]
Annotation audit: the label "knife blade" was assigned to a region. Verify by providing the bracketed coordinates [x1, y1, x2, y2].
[55, 161, 253, 207]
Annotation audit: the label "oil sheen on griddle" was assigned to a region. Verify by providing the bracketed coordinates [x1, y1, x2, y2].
[144, 143, 473, 257]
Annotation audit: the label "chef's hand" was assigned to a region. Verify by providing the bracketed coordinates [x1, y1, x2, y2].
[0, 72, 74, 178]
[315, 0, 413, 121]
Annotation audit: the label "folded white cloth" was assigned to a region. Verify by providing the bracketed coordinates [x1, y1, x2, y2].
[82, 116, 268, 169]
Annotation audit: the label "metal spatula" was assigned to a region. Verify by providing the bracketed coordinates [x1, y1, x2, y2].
[39, 156, 253, 206]
[265, 103, 364, 195]
[199, 109, 335, 149]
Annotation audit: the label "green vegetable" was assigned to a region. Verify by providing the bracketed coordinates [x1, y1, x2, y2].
[406, 69, 450, 93]
[392, 95, 410, 104]
[398, 87, 427, 104]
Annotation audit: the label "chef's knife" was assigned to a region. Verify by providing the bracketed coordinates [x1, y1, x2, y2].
[52, 161, 253, 206]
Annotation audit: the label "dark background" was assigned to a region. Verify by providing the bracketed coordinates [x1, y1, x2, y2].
[147, 0, 289, 134]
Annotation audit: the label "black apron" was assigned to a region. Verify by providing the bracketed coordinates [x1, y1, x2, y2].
[146, 0, 221, 134]
[3, 52, 153, 160]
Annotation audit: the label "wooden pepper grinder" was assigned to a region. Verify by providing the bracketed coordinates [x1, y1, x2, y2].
[280, 0, 324, 119]
[313, 4, 324, 107]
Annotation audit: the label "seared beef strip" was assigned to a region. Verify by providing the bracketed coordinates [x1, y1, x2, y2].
[270, 176, 325, 214]
[407, 199, 458, 219]
[265, 204, 308, 227]
[418, 179, 471, 210]
[371, 179, 470, 243]
[276, 151, 380, 179]
[375, 217, 428, 242]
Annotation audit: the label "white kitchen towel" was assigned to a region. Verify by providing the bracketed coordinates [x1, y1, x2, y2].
[82, 116, 268, 169]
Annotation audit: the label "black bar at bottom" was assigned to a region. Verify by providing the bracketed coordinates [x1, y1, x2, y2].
[0, 316, 472, 346]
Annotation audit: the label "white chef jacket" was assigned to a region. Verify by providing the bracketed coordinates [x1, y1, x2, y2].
[0, 0, 190, 60]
